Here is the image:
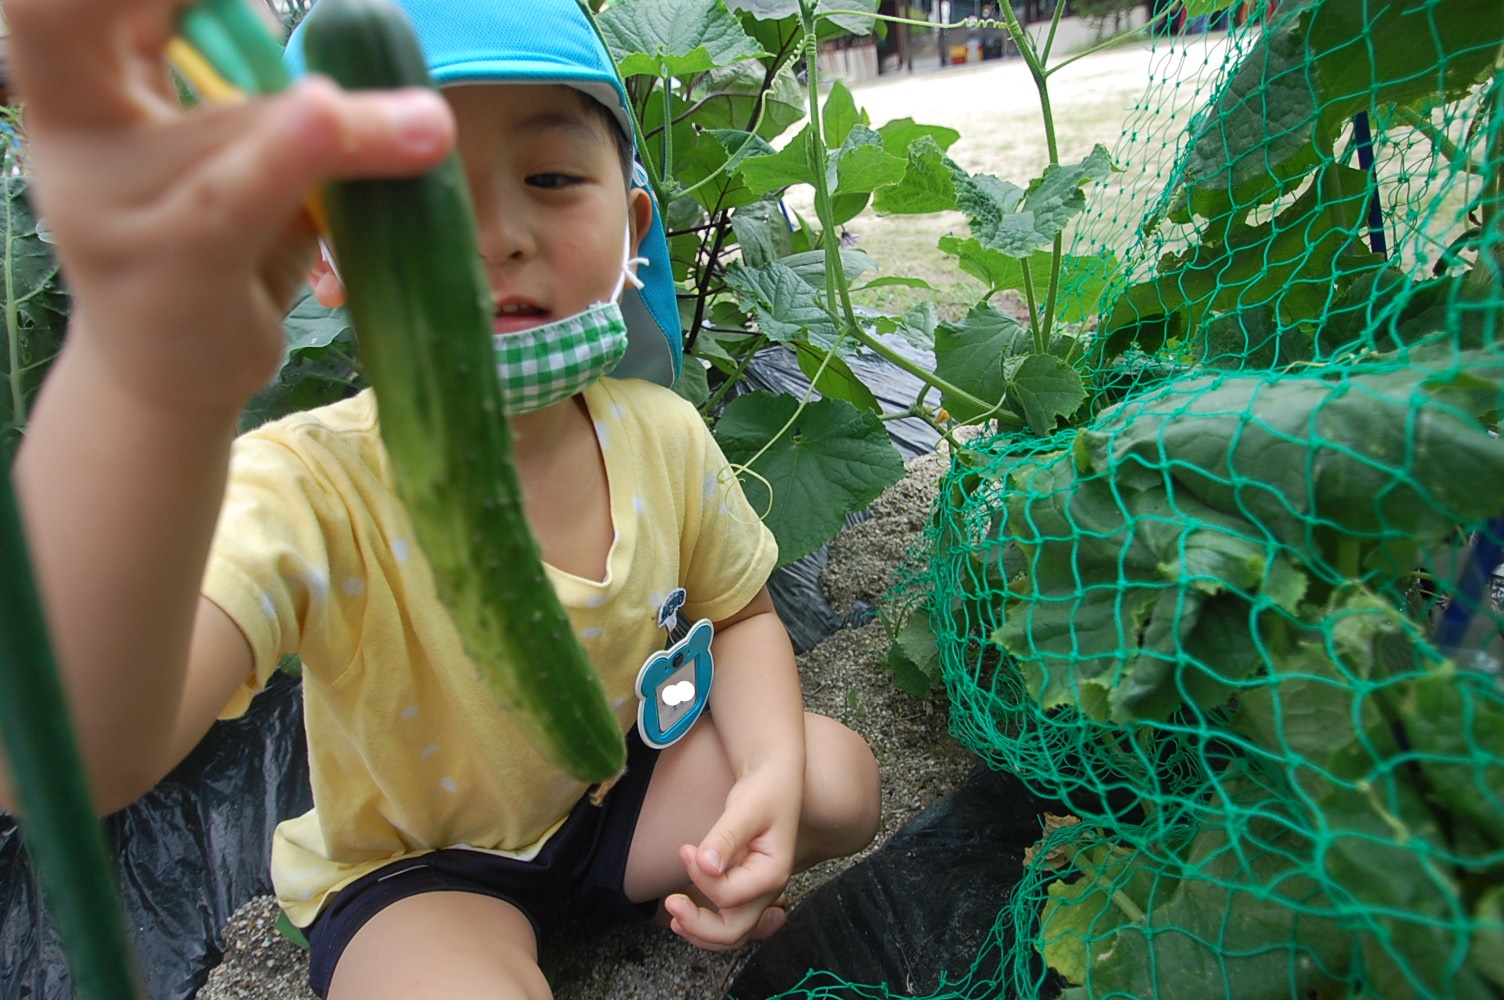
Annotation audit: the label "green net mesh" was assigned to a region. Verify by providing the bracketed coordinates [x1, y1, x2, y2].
[754, 0, 1503, 994]
[854, 0, 1504, 997]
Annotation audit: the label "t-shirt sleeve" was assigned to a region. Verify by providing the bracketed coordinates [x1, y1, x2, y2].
[202, 432, 347, 719]
[675, 405, 779, 624]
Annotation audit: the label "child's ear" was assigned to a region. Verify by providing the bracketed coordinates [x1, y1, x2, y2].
[308, 245, 347, 308]
[627, 187, 654, 255]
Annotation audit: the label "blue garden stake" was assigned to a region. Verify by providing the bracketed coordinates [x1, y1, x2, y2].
[1433, 514, 1504, 671]
[1353, 111, 1389, 258]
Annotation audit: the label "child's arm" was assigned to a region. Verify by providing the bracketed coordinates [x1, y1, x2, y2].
[662, 586, 808, 949]
[0, 0, 452, 815]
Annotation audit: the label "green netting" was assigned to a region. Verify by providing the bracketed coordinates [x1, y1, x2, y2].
[824, 0, 1504, 997]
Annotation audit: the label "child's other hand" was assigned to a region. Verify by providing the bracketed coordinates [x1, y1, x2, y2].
[7, 0, 453, 414]
[662, 765, 801, 951]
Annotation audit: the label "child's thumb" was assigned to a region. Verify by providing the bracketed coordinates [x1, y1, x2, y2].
[697, 818, 753, 877]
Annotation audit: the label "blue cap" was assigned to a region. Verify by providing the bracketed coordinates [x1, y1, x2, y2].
[287, 0, 682, 387]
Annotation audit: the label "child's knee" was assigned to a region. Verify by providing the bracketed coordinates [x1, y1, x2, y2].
[802, 714, 882, 858]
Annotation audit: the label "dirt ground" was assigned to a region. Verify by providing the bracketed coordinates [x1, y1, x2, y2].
[195, 32, 1232, 1000]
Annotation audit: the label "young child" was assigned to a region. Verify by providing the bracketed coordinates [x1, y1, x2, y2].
[1, 0, 882, 997]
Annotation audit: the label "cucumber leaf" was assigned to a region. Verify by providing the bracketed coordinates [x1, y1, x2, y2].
[600, 0, 768, 78]
[933, 303, 1031, 422]
[722, 259, 839, 345]
[960, 146, 1115, 258]
[871, 135, 960, 216]
[714, 392, 904, 565]
[1177, 0, 1504, 223]
[0, 176, 68, 457]
[793, 341, 881, 414]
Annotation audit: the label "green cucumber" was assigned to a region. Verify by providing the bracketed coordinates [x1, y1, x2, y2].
[301, 0, 626, 784]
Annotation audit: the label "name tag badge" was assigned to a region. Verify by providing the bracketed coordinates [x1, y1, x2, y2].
[635, 618, 714, 749]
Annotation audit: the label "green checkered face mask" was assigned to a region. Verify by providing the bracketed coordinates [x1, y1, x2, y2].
[493, 223, 646, 414]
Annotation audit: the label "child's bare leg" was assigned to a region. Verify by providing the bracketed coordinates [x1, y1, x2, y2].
[326, 892, 550, 1000]
[622, 712, 881, 931]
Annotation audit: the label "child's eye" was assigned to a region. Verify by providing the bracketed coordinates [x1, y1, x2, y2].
[526, 173, 585, 190]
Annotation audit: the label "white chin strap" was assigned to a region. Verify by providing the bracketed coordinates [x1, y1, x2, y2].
[610, 219, 650, 300]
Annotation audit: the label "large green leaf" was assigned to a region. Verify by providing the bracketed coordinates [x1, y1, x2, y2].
[737, 124, 818, 194]
[831, 125, 908, 196]
[637, 59, 804, 145]
[241, 330, 362, 433]
[672, 125, 764, 211]
[793, 341, 881, 413]
[729, 3, 805, 78]
[724, 0, 800, 18]
[1177, 0, 1504, 223]
[731, 197, 796, 268]
[706, 129, 777, 175]
[244, 287, 362, 431]
[876, 117, 960, 156]
[1, 176, 68, 456]
[600, 0, 768, 78]
[933, 304, 1031, 421]
[1104, 164, 1380, 345]
[873, 300, 940, 351]
[722, 259, 839, 344]
[1066, 824, 1353, 999]
[724, 0, 879, 34]
[1009, 353, 1086, 435]
[714, 391, 903, 564]
[956, 145, 1115, 257]
[820, 80, 862, 148]
[815, 0, 878, 35]
[778, 247, 877, 288]
[1040, 839, 1160, 986]
[1076, 358, 1504, 553]
[1305, 678, 1504, 998]
[936, 238, 1117, 324]
[282, 283, 353, 352]
[672, 354, 711, 406]
[870, 135, 960, 215]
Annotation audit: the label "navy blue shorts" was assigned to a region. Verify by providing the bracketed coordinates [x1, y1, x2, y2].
[305, 730, 661, 997]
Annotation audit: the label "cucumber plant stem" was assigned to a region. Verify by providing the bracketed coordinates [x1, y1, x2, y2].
[996, 0, 1066, 347]
[0, 471, 144, 1000]
[799, 1, 1023, 428]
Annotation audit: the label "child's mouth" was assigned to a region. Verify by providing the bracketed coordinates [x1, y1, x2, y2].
[493, 300, 548, 335]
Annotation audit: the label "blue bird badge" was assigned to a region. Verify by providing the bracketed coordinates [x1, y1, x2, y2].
[657, 587, 687, 631]
[635, 618, 713, 749]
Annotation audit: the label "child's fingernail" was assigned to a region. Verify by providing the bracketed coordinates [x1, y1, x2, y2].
[704, 848, 724, 874]
[389, 92, 448, 155]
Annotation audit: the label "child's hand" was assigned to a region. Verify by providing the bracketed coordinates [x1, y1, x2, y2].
[662, 764, 802, 950]
[7, 0, 453, 414]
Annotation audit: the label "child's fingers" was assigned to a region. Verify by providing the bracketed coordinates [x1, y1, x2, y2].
[690, 799, 767, 880]
[23, 78, 452, 304]
[677, 841, 785, 913]
[194, 78, 453, 238]
[7, 0, 181, 127]
[663, 893, 785, 952]
[271, 78, 457, 182]
[750, 901, 789, 940]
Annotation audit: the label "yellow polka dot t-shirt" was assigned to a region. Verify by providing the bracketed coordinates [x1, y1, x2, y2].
[201, 378, 777, 927]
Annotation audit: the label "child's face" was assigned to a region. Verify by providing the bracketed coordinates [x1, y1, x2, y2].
[446, 83, 648, 337]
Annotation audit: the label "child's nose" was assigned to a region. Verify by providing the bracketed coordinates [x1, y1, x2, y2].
[476, 205, 537, 265]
